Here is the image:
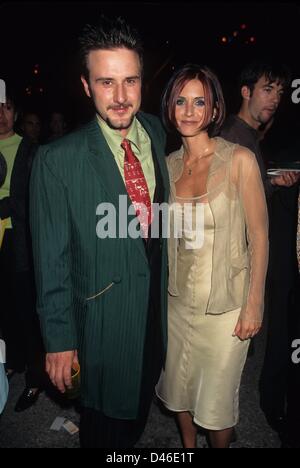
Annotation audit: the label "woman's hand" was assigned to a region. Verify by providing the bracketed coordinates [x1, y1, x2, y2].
[233, 318, 261, 341]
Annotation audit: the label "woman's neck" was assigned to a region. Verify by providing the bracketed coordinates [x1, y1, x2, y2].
[182, 133, 214, 162]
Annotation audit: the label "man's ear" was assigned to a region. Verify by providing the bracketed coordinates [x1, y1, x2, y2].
[81, 76, 91, 98]
[241, 85, 251, 100]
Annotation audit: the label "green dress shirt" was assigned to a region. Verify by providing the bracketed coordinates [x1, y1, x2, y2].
[97, 115, 156, 201]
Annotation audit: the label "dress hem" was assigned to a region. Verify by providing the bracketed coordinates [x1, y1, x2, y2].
[156, 391, 238, 431]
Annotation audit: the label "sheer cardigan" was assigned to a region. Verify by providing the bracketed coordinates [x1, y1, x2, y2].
[167, 137, 269, 323]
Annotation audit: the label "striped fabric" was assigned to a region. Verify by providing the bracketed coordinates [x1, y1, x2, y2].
[29, 114, 169, 417]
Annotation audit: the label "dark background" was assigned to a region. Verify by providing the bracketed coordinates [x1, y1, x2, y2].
[1, 1, 300, 149]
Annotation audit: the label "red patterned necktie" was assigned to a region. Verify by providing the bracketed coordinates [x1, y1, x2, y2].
[121, 138, 152, 238]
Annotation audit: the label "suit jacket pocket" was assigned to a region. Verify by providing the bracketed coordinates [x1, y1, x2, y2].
[86, 282, 115, 301]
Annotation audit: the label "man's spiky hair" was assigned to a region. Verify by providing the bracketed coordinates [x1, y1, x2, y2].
[79, 15, 144, 79]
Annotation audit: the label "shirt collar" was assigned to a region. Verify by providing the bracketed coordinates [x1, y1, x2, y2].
[96, 115, 142, 153]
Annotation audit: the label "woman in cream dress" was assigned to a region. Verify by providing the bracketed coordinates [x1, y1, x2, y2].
[156, 64, 269, 448]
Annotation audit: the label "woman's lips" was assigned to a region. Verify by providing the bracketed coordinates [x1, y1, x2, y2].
[181, 120, 198, 124]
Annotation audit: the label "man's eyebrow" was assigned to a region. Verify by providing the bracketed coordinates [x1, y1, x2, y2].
[95, 77, 114, 82]
[264, 82, 284, 92]
[264, 81, 282, 88]
[95, 75, 141, 82]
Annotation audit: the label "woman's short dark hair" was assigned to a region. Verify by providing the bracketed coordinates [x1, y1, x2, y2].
[79, 15, 144, 80]
[161, 64, 226, 136]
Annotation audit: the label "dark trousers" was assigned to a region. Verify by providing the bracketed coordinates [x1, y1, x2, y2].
[0, 230, 46, 387]
[259, 279, 297, 415]
[0, 230, 24, 372]
[80, 300, 164, 448]
[286, 273, 300, 445]
[259, 186, 299, 418]
[80, 399, 153, 449]
[15, 271, 47, 388]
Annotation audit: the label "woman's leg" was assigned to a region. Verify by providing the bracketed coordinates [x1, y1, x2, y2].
[177, 411, 197, 448]
[209, 427, 234, 448]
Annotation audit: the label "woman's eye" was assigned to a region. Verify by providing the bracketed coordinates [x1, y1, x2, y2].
[195, 99, 205, 107]
[176, 98, 185, 106]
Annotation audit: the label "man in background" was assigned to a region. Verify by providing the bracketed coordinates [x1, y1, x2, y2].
[0, 82, 46, 413]
[220, 61, 300, 441]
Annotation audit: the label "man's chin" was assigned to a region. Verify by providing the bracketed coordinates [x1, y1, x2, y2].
[106, 116, 134, 131]
[261, 112, 275, 124]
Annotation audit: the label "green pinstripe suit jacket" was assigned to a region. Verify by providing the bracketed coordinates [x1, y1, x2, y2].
[30, 112, 169, 418]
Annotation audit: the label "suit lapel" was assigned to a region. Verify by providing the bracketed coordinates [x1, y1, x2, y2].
[86, 118, 128, 205]
[86, 118, 148, 263]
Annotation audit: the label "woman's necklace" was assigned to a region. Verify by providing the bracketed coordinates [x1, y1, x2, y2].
[184, 147, 213, 176]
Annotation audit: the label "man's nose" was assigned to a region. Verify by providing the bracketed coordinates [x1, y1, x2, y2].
[272, 93, 280, 105]
[114, 84, 127, 103]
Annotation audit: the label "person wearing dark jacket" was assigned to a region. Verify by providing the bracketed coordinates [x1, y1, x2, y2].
[0, 149, 8, 415]
[0, 86, 47, 412]
[220, 62, 300, 441]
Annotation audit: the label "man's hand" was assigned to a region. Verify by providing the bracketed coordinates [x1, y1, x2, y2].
[233, 318, 261, 341]
[46, 350, 79, 393]
[270, 171, 300, 187]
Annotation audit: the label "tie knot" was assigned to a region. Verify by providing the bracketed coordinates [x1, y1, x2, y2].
[121, 138, 131, 151]
[121, 139, 136, 164]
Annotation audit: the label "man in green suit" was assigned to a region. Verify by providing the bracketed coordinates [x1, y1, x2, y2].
[30, 16, 169, 448]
